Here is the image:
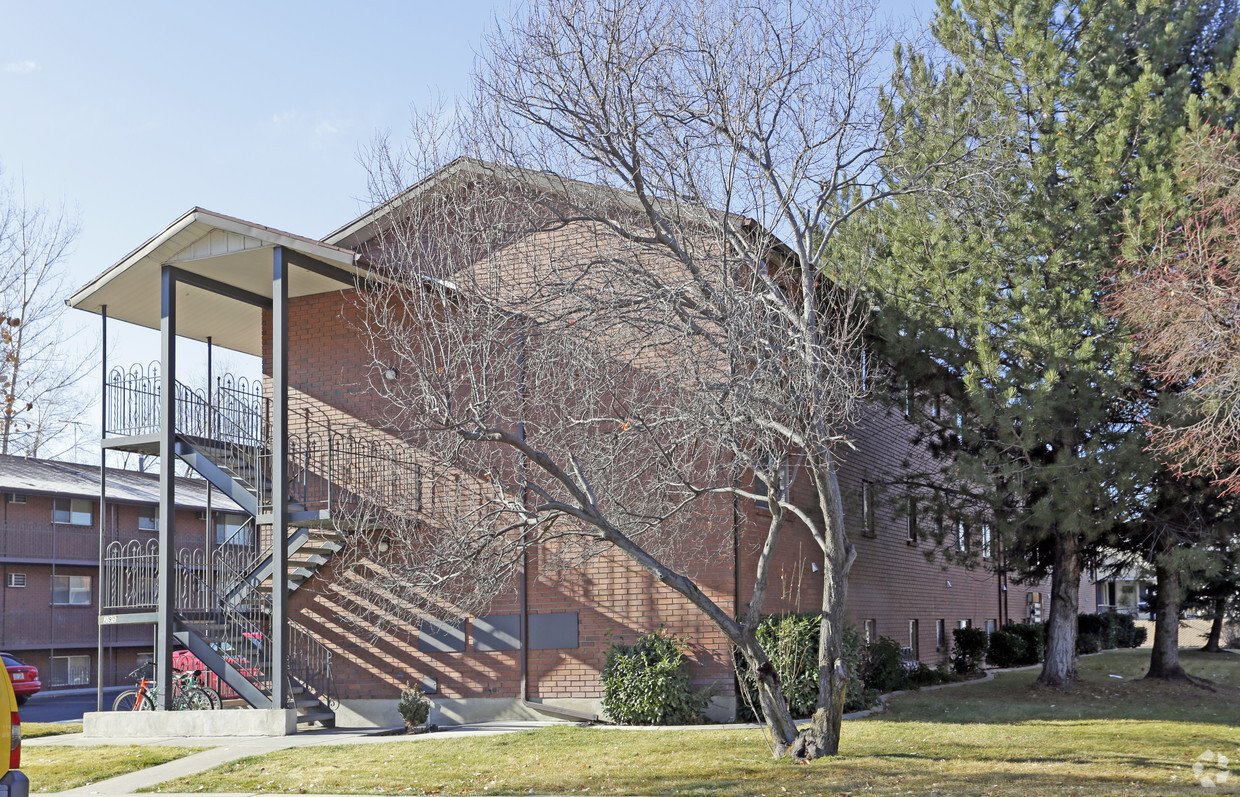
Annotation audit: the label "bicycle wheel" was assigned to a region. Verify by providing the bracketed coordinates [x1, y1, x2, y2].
[182, 687, 214, 711]
[198, 686, 222, 710]
[112, 690, 154, 712]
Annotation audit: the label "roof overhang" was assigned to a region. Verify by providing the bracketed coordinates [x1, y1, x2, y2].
[68, 208, 367, 356]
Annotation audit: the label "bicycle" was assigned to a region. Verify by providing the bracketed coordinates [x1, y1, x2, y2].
[112, 665, 215, 711]
[182, 668, 222, 710]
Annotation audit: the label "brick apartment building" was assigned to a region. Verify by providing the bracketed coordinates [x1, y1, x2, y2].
[67, 158, 1096, 728]
[0, 454, 242, 691]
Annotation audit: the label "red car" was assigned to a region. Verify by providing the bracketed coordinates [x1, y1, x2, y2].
[0, 654, 39, 706]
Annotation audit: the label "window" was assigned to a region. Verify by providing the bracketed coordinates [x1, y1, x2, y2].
[754, 455, 790, 512]
[908, 619, 920, 660]
[215, 513, 253, 546]
[52, 575, 91, 605]
[931, 394, 942, 419]
[904, 380, 915, 418]
[52, 498, 91, 526]
[985, 619, 997, 634]
[955, 520, 968, 553]
[981, 523, 992, 559]
[6, 493, 25, 504]
[935, 619, 946, 650]
[50, 655, 90, 687]
[863, 619, 877, 644]
[138, 506, 159, 531]
[906, 497, 918, 544]
[5, 573, 25, 588]
[958, 618, 972, 630]
[860, 349, 869, 391]
[862, 481, 875, 537]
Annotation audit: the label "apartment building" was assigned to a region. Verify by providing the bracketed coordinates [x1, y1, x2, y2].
[0, 454, 241, 690]
[68, 158, 1095, 728]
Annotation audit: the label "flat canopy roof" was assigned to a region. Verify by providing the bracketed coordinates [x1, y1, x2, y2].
[68, 208, 367, 355]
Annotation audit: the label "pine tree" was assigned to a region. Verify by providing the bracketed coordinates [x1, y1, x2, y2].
[868, 0, 1240, 686]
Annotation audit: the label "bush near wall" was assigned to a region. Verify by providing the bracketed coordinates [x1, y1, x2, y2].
[736, 616, 875, 720]
[602, 629, 709, 725]
[952, 627, 989, 673]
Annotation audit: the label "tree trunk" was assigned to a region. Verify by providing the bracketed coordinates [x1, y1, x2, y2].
[1146, 549, 1189, 679]
[1037, 532, 1081, 687]
[1201, 596, 1226, 653]
[737, 641, 801, 756]
[789, 456, 853, 760]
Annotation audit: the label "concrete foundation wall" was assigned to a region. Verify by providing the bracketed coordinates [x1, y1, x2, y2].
[83, 709, 298, 737]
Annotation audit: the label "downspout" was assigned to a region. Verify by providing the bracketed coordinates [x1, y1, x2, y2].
[513, 324, 595, 723]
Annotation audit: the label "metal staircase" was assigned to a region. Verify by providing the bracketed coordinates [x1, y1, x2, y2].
[101, 365, 344, 725]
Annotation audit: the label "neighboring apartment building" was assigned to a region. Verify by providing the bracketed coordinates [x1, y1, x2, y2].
[68, 158, 1095, 728]
[0, 454, 241, 690]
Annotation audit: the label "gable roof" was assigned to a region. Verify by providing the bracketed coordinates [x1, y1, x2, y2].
[0, 453, 240, 511]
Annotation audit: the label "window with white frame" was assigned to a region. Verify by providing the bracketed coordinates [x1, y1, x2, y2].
[215, 513, 253, 546]
[52, 498, 91, 526]
[862, 481, 875, 537]
[864, 618, 877, 644]
[137, 505, 159, 531]
[6, 493, 25, 504]
[985, 619, 997, 633]
[958, 618, 972, 629]
[52, 574, 91, 605]
[50, 655, 90, 686]
[955, 520, 968, 553]
[5, 573, 25, 588]
[981, 523, 992, 559]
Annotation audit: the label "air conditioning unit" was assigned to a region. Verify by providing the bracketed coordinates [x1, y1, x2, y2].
[6, 573, 26, 588]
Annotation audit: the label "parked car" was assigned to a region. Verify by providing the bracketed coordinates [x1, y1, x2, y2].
[0, 657, 29, 797]
[0, 656, 39, 707]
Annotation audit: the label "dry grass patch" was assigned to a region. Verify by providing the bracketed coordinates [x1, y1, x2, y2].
[148, 650, 1240, 796]
[22, 723, 81, 739]
[24, 746, 197, 793]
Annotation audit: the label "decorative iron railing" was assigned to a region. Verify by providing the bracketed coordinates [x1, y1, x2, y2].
[103, 539, 158, 610]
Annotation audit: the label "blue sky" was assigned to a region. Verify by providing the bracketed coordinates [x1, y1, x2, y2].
[0, 0, 931, 459]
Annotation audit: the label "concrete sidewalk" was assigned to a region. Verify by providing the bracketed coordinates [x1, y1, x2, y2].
[33, 722, 563, 796]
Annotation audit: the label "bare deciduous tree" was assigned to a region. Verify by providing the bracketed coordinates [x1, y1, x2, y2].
[336, 0, 991, 760]
[0, 178, 90, 457]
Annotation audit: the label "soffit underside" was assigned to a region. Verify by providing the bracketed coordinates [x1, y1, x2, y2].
[69, 213, 364, 356]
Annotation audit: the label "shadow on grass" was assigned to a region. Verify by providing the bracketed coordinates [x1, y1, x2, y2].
[873, 649, 1240, 726]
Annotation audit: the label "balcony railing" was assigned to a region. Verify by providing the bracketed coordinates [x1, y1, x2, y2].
[0, 521, 99, 562]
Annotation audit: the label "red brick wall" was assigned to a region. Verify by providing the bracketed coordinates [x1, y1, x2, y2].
[274, 288, 1101, 703]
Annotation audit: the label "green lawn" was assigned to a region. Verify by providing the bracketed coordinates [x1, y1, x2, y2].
[22, 723, 81, 739]
[146, 650, 1240, 796]
[24, 746, 197, 793]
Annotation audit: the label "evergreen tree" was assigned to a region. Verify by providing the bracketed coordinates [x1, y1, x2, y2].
[868, 0, 1240, 686]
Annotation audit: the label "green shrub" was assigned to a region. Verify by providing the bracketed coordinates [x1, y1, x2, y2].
[397, 684, 431, 728]
[603, 629, 708, 725]
[907, 663, 960, 687]
[1078, 613, 1110, 647]
[1132, 626, 1149, 647]
[1004, 621, 1044, 664]
[951, 627, 988, 673]
[986, 629, 1027, 668]
[736, 617, 874, 720]
[840, 624, 874, 712]
[1076, 631, 1102, 655]
[859, 636, 910, 693]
